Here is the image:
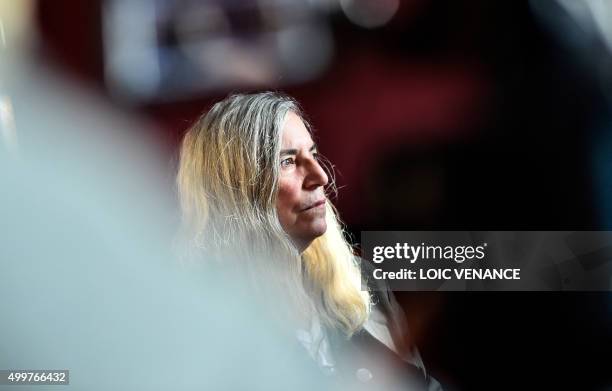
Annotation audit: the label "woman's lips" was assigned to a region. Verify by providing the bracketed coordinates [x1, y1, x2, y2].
[300, 199, 326, 212]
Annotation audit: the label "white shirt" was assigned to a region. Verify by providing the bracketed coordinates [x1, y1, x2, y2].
[295, 301, 428, 378]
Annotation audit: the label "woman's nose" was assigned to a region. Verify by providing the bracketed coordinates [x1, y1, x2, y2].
[303, 157, 328, 189]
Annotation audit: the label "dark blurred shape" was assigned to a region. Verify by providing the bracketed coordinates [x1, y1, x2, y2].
[365, 144, 447, 228]
[531, 0, 612, 230]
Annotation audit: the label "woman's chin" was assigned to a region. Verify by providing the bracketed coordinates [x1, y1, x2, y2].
[308, 220, 328, 239]
[293, 221, 328, 248]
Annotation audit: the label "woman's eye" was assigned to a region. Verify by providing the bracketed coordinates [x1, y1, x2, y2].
[280, 157, 295, 168]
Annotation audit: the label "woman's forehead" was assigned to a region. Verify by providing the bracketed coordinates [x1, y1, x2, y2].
[281, 112, 313, 148]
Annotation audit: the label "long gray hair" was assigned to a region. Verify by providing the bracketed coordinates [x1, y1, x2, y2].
[177, 92, 370, 336]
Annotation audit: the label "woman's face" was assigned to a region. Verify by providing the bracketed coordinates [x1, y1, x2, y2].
[276, 111, 329, 251]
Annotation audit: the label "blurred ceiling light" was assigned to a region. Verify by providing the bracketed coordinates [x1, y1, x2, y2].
[339, 0, 400, 29]
[0, 0, 34, 51]
[0, 20, 6, 47]
[0, 95, 18, 155]
[102, 0, 333, 104]
[0, 0, 34, 156]
[556, 0, 612, 54]
[531, 0, 612, 103]
[103, 0, 161, 102]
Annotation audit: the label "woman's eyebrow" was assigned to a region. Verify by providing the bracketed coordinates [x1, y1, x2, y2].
[280, 144, 317, 156]
[280, 148, 297, 156]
